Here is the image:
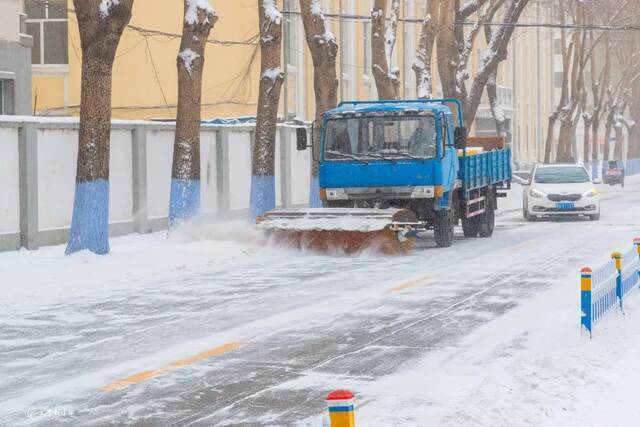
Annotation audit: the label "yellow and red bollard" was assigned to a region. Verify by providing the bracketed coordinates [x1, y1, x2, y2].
[634, 237, 640, 257]
[326, 390, 355, 427]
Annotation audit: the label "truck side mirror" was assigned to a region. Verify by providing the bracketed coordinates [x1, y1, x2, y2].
[454, 127, 467, 150]
[296, 127, 308, 151]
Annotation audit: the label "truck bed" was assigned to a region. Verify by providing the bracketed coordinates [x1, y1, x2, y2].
[459, 148, 511, 196]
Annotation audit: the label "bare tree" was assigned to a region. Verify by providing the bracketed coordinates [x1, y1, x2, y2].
[484, 0, 509, 137]
[66, 0, 134, 255]
[582, 30, 609, 171]
[299, 0, 338, 206]
[628, 76, 640, 160]
[436, 0, 529, 127]
[169, 0, 218, 227]
[371, 0, 401, 100]
[413, 0, 439, 99]
[555, 3, 587, 163]
[544, 0, 631, 164]
[250, 0, 284, 220]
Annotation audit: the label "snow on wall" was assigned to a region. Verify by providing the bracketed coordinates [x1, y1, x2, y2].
[0, 128, 20, 234]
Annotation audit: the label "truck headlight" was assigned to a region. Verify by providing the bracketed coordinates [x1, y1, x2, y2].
[410, 186, 435, 198]
[325, 188, 348, 200]
[529, 188, 546, 199]
[582, 188, 598, 197]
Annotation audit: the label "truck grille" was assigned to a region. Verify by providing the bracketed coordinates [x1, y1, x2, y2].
[547, 193, 582, 202]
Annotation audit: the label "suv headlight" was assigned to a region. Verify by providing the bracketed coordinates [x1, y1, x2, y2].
[529, 188, 546, 199]
[411, 186, 435, 198]
[582, 188, 598, 198]
[325, 188, 348, 200]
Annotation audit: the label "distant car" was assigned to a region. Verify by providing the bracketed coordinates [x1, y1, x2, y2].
[603, 160, 625, 187]
[523, 164, 601, 221]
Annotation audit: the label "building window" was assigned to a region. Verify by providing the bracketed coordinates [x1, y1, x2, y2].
[0, 80, 4, 114]
[554, 71, 563, 89]
[25, 0, 68, 65]
[0, 79, 15, 115]
[363, 21, 371, 77]
[340, 0, 355, 101]
[283, 0, 298, 68]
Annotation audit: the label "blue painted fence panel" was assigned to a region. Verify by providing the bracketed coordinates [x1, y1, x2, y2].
[583, 246, 640, 336]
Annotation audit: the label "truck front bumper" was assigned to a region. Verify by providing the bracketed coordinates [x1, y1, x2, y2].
[323, 186, 436, 201]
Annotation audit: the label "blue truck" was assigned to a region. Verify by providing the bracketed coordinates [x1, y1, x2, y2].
[259, 99, 512, 251]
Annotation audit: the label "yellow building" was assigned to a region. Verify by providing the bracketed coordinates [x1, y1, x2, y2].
[26, 0, 554, 167]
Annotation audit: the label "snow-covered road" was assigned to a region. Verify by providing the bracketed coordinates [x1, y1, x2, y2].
[1, 179, 639, 426]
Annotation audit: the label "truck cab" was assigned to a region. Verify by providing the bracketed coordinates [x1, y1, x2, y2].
[294, 98, 511, 247]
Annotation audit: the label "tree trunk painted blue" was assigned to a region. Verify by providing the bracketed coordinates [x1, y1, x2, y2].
[309, 175, 322, 208]
[65, 179, 110, 255]
[169, 178, 201, 227]
[250, 175, 275, 221]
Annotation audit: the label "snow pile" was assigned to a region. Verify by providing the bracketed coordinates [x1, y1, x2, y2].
[353, 272, 640, 426]
[0, 223, 261, 310]
[98, 0, 120, 18]
[184, 0, 216, 25]
[262, 0, 282, 25]
[178, 48, 200, 76]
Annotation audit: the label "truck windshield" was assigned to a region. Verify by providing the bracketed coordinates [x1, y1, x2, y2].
[534, 167, 590, 184]
[324, 116, 437, 161]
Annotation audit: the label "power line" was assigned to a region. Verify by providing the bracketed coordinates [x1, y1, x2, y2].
[281, 10, 640, 32]
[144, 36, 172, 116]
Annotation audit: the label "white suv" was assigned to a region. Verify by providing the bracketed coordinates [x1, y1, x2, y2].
[523, 164, 601, 221]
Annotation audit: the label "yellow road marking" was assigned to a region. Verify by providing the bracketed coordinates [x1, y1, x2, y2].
[100, 341, 244, 392]
[391, 274, 439, 292]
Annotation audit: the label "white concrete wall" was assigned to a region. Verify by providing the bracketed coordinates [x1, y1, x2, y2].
[228, 131, 252, 211]
[0, 0, 22, 42]
[200, 131, 218, 215]
[0, 118, 311, 251]
[37, 129, 77, 230]
[0, 127, 20, 234]
[146, 129, 174, 220]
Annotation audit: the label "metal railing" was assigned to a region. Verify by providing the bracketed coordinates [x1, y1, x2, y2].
[581, 238, 640, 337]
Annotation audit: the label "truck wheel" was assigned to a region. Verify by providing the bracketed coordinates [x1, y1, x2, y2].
[434, 210, 454, 247]
[462, 216, 479, 238]
[478, 192, 495, 238]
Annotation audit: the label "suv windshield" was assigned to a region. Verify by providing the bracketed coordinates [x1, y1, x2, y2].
[534, 166, 590, 184]
[324, 115, 437, 161]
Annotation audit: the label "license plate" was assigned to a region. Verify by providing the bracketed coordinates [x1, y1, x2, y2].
[556, 202, 575, 210]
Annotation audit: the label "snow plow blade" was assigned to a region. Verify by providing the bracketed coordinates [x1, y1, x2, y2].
[256, 208, 419, 254]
